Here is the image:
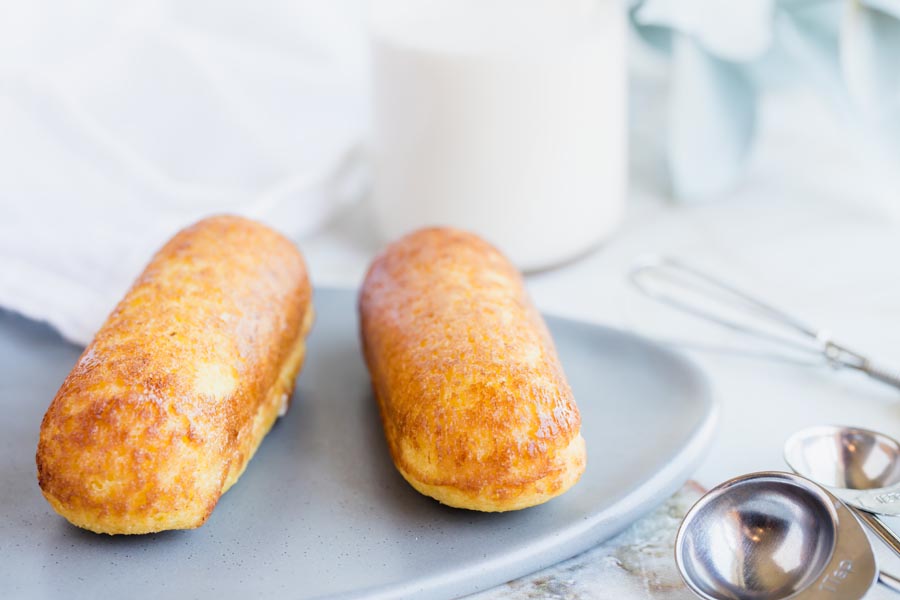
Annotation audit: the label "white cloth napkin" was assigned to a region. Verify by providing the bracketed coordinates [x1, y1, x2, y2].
[0, 0, 366, 345]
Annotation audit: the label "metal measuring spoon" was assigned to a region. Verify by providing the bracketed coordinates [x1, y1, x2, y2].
[675, 471, 900, 599]
[786, 425, 900, 560]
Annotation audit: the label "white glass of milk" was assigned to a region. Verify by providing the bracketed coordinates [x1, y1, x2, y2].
[369, 0, 626, 271]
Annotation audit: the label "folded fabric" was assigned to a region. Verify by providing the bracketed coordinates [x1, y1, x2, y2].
[0, 0, 366, 345]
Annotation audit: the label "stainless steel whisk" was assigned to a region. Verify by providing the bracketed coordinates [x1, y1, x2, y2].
[628, 255, 900, 391]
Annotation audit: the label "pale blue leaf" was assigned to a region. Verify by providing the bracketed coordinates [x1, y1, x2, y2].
[841, 2, 900, 160]
[668, 36, 756, 200]
[629, 2, 673, 54]
[861, 0, 900, 19]
[636, 0, 775, 61]
[774, 5, 851, 110]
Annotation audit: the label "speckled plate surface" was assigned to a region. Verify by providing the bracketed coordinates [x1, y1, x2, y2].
[0, 288, 717, 600]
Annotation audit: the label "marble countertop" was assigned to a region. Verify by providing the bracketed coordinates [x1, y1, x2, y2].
[467, 482, 708, 600]
[295, 58, 900, 597]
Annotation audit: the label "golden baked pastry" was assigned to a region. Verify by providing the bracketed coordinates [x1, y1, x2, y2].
[359, 227, 586, 511]
[36, 215, 313, 534]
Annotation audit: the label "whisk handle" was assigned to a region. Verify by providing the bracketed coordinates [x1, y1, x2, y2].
[823, 340, 900, 392]
[863, 362, 900, 391]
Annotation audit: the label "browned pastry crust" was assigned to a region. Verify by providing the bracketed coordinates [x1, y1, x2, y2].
[359, 227, 586, 511]
[36, 215, 313, 534]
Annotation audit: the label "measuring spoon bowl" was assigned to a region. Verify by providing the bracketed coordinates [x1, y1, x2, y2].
[785, 425, 900, 515]
[675, 471, 878, 600]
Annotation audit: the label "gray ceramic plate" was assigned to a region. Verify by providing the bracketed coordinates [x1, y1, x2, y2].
[0, 288, 717, 600]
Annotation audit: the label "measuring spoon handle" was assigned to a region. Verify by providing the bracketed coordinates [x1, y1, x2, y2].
[854, 508, 900, 559]
[879, 572, 900, 594]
